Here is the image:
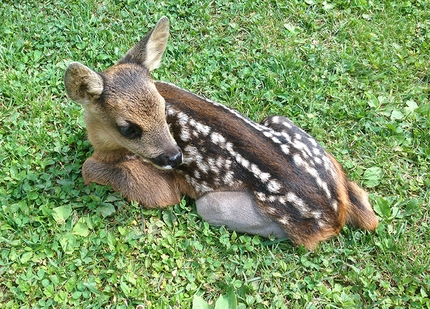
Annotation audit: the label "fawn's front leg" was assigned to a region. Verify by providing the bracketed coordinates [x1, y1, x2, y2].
[196, 191, 288, 239]
[82, 153, 185, 208]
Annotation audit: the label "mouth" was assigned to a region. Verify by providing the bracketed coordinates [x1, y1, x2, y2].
[138, 156, 177, 170]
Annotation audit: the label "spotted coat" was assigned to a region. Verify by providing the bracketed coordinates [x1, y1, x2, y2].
[157, 81, 349, 242]
[65, 16, 378, 249]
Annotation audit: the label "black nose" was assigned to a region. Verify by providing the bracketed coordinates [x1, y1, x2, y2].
[168, 151, 183, 168]
[150, 148, 183, 169]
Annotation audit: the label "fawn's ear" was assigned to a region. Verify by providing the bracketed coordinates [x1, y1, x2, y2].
[118, 16, 170, 71]
[64, 62, 104, 105]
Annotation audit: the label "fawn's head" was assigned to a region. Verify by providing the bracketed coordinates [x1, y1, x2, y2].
[64, 16, 182, 169]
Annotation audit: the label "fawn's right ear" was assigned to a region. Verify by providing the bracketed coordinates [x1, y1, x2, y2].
[64, 62, 104, 105]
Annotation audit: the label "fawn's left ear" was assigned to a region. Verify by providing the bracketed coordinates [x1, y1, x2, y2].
[118, 16, 170, 71]
[64, 62, 104, 105]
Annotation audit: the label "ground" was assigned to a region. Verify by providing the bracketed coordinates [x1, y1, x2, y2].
[0, 0, 429, 308]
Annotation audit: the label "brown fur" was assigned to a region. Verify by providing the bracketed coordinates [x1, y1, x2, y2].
[65, 16, 378, 249]
[82, 150, 195, 208]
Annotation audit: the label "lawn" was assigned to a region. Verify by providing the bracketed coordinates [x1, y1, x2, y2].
[1, 0, 429, 308]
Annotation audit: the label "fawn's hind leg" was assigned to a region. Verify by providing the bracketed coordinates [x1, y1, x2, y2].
[195, 191, 288, 238]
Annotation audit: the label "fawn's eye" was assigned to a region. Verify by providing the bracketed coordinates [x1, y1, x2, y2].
[117, 122, 142, 139]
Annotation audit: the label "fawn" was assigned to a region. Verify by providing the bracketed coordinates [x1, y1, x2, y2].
[64, 16, 378, 249]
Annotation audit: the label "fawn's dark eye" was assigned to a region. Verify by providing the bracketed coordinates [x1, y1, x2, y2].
[117, 122, 142, 139]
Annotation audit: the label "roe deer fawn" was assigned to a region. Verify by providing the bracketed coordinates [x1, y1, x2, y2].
[64, 16, 378, 249]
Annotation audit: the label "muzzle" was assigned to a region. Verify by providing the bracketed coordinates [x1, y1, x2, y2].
[150, 146, 183, 169]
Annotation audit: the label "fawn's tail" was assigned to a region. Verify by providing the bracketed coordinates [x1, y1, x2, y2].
[346, 181, 379, 231]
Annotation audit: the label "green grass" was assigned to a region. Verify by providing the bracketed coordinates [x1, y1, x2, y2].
[1, 0, 429, 308]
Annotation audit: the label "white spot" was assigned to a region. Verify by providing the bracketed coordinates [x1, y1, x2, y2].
[195, 153, 204, 165]
[272, 130, 282, 137]
[263, 130, 273, 138]
[293, 153, 304, 166]
[281, 144, 290, 155]
[199, 162, 209, 174]
[279, 216, 290, 226]
[293, 140, 313, 158]
[225, 142, 234, 153]
[311, 211, 322, 219]
[250, 164, 261, 178]
[223, 170, 235, 185]
[180, 127, 190, 141]
[250, 164, 271, 183]
[318, 179, 331, 199]
[183, 145, 199, 163]
[286, 192, 302, 207]
[308, 137, 318, 147]
[240, 158, 250, 169]
[295, 153, 332, 200]
[268, 180, 281, 193]
[272, 137, 281, 144]
[195, 122, 211, 136]
[313, 148, 321, 156]
[177, 112, 189, 126]
[286, 192, 311, 216]
[306, 164, 318, 178]
[235, 153, 250, 169]
[207, 157, 220, 174]
[167, 107, 176, 116]
[282, 121, 292, 129]
[235, 153, 243, 164]
[256, 192, 266, 202]
[271, 116, 281, 124]
[331, 201, 338, 211]
[194, 170, 201, 179]
[211, 165, 220, 175]
[215, 156, 225, 168]
[323, 156, 337, 179]
[211, 132, 226, 145]
[260, 172, 271, 183]
[281, 132, 292, 143]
